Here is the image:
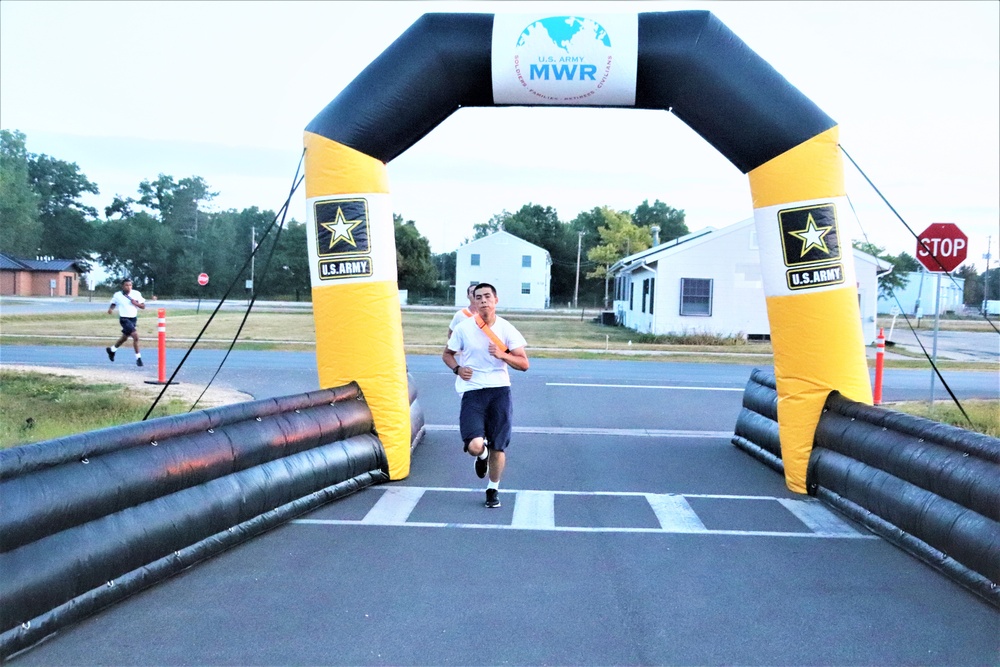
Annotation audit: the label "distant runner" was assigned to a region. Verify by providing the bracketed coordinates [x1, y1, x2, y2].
[105, 277, 146, 367]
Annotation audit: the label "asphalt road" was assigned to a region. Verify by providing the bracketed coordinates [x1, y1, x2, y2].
[3, 347, 998, 665]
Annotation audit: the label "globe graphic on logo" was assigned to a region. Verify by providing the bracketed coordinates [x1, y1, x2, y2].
[516, 16, 611, 50]
[513, 16, 613, 102]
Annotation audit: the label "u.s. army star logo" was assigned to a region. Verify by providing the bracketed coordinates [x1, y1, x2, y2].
[315, 199, 369, 257]
[778, 203, 841, 267]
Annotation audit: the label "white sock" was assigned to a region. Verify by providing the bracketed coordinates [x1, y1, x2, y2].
[110, 346, 118, 352]
[135, 352, 141, 358]
[477, 449, 489, 460]
[487, 480, 499, 490]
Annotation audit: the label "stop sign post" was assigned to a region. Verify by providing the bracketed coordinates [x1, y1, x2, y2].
[914, 223, 967, 409]
[916, 223, 967, 273]
[197, 273, 209, 314]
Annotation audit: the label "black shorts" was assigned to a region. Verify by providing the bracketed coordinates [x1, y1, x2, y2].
[119, 317, 138, 336]
[459, 386, 513, 452]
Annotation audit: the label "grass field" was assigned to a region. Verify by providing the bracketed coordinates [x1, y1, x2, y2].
[0, 370, 192, 448]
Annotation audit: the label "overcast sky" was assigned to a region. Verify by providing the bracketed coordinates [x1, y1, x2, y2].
[2, 1, 997, 272]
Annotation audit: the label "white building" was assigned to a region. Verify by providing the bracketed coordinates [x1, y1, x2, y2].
[877, 270, 965, 316]
[454, 230, 551, 309]
[609, 218, 886, 343]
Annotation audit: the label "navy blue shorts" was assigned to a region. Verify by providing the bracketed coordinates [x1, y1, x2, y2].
[119, 317, 138, 336]
[459, 386, 513, 452]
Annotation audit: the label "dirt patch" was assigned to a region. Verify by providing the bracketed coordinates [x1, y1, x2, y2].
[2, 364, 253, 408]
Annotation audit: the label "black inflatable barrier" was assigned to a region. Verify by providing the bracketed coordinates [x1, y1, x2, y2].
[0, 383, 391, 659]
[408, 372, 426, 451]
[731, 368, 783, 474]
[810, 392, 1000, 608]
[731, 369, 1000, 609]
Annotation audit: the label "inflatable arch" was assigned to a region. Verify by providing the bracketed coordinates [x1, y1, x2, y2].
[303, 11, 872, 493]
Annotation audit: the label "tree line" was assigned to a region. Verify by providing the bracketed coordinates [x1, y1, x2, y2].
[2, 129, 994, 307]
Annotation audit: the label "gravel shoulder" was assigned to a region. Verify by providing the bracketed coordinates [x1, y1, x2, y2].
[2, 364, 253, 408]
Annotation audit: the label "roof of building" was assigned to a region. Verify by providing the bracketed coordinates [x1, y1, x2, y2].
[0, 252, 86, 272]
[611, 218, 891, 276]
[458, 230, 550, 257]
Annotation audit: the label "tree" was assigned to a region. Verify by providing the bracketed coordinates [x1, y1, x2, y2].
[394, 214, 436, 295]
[28, 152, 99, 265]
[475, 204, 579, 301]
[585, 207, 651, 307]
[632, 199, 688, 242]
[0, 130, 42, 257]
[853, 241, 910, 300]
[956, 264, 983, 307]
[94, 211, 174, 287]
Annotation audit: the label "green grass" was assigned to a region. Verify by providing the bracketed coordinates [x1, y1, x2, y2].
[0, 370, 189, 449]
[885, 399, 1000, 438]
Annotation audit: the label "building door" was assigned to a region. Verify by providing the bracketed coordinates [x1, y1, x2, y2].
[65, 276, 73, 296]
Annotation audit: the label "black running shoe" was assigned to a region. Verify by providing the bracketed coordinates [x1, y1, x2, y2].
[106, 347, 115, 362]
[475, 454, 488, 479]
[136, 357, 143, 367]
[485, 488, 501, 508]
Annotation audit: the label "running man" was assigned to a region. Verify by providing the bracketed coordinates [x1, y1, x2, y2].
[106, 278, 146, 366]
[443, 283, 529, 508]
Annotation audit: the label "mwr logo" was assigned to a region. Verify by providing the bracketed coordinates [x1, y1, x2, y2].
[778, 203, 841, 268]
[513, 16, 614, 102]
[785, 264, 846, 291]
[318, 258, 373, 281]
[315, 199, 369, 257]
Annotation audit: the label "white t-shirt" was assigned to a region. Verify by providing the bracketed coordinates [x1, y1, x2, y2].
[448, 307, 474, 333]
[110, 290, 144, 318]
[447, 315, 527, 393]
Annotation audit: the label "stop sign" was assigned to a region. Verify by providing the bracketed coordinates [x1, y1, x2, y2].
[197, 273, 210, 286]
[916, 223, 967, 273]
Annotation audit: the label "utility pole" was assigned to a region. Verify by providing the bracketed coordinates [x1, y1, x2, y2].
[250, 225, 256, 298]
[573, 231, 584, 309]
[983, 235, 993, 313]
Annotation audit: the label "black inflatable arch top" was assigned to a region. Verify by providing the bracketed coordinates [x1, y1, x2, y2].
[306, 11, 835, 174]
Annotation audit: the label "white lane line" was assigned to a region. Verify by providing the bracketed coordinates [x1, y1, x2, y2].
[423, 425, 732, 439]
[646, 494, 707, 532]
[512, 491, 555, 529]
[777, 498, 867, 537]
[290, 487, 876, 539]
[360, 486, 425, 524]
[546, 382, 744, 392]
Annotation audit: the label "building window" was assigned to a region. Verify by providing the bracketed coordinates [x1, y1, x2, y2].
[629, 283, 634, 310]
[521, 282, 531, 295]
[642, 279, 649, 313]
[680, 278, 713, 316]
[522, 255, 531, 268]
[649, 277, 655, 315]
[64, 276, 73, 296]
[471, 254, 480, 266]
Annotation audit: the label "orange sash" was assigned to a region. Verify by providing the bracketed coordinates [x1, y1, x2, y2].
[474, 314, 511, 353]
[461, 307, 473, 317]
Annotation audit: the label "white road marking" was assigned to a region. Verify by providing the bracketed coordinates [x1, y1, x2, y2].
[777, 498, 868, 537]
[546, 382, 744, 392]
[423, 425, 732, 438]
[360, 486, 424, 524]
[292, 487, 875, 539]
[512, 490, 555, 529]
[646, 494, 707, 532]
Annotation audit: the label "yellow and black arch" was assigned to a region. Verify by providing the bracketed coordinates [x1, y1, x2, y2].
[304, 11, 871, 491]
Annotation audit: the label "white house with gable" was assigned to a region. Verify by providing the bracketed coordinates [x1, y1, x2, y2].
[454, 230, 551, 309]
[609, 218, 886, 343]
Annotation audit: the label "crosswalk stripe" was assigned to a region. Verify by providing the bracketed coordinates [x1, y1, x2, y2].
[512, 490, 555, 529]
[646, 494, 707, 532]
[290, 486, 876, 539]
